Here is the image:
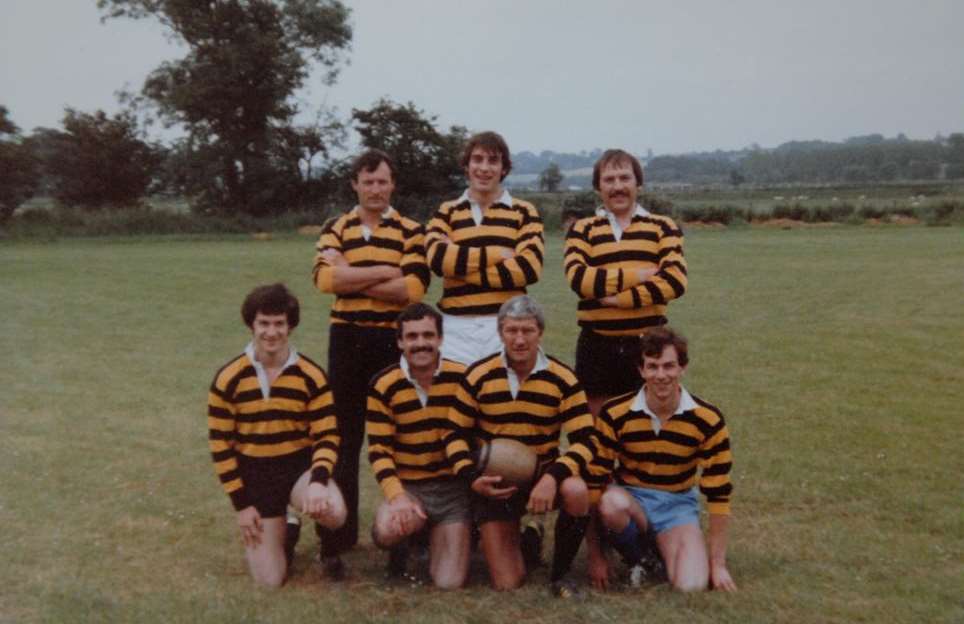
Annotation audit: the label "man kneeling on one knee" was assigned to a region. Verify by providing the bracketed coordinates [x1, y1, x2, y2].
[366, 304, 472, 589]
[587, 326, 737, 592]
[207, 284, 347, 587]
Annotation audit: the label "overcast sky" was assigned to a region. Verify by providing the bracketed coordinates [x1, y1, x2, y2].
[2, 0, 962, 155]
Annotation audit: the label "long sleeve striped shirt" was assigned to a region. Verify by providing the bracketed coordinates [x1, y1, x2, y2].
[448, 352, 596, 483]
[207, 349, 338, 511]
[366, 358, 470, 500]
[425, 192, 544, 316]
[313, 206, 430, 328]
[591, 386, 733, 515]
[564, 207, 686, 336]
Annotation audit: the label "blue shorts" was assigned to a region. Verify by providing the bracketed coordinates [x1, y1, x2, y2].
[616, 486, 700, 537]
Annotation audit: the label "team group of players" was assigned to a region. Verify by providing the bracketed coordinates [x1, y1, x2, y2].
[207, 131, 737, 595]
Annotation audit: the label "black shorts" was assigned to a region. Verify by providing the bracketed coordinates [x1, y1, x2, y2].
[237, 449, 310, 518]
[575, 328, 643, 398]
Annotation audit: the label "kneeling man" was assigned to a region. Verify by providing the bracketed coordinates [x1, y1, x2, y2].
[450, 295, 596, 593]
[207, 283, 346, 587]
[366, 303, 472, 589]
[590, 327, 736, 591]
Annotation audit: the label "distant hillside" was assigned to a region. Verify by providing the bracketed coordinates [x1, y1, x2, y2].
[507, 133, 964, 189]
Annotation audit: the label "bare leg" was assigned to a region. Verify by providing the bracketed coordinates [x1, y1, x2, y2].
[479, 520, 525, 590]
[244, 517, 288, 588]
[656, 522, 709, 592]
[289, 470, 348, 530]
[429, 521, 471, 589]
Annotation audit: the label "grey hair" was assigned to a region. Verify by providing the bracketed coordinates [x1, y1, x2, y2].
[497, 295, 545, 331]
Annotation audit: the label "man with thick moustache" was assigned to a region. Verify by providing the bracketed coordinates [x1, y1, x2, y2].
[564, 149, 687, 419]
[366, 303, 472, 589]
[207, 283, 346, 587]
[425, 131, 544, 366]
[447, 295, 596, 595]
[588, 327, 736, 592]
[312, 149, 430, 577]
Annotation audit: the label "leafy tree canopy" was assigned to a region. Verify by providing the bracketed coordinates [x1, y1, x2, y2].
[98, 0, 352, 215]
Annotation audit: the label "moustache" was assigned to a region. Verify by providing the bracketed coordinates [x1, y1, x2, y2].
[609, 191, 629, 198]
[411, 347, 434, 354]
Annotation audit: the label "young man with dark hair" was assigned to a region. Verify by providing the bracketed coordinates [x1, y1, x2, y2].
[365, 303, 472, 588]
[447, 295, 596, 595]
[426, 131, 544, 366]
[564, 149, 687, 419]
[588, 327, 736, 592]
[312, 149, 430, 576]
[207, 283, 346, 587]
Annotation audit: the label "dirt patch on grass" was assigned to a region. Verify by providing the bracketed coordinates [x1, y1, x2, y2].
[297, 225, 324, 236]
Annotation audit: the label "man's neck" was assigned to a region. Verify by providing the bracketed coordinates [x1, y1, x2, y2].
[357, 205, 384, 228]
[409, 358, 438, 389]
[645, 387, 681, 422]
[607, 205, 635, 230]
[468, 186, 502, 209]
[508, 356, 536, 382]
[254, 347, 290, 373]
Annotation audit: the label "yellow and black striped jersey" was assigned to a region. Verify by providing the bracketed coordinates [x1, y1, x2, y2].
[448, 352, 596, 483]
[313, 207, 430, 327]
[207, 352, 338, 511]
[564, 211, 686, 336]
[366, 358, 469, 500]
[425, 197, 544, 316]
[591, 388, 733, 515]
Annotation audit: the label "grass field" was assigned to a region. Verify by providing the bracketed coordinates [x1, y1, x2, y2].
[2, 226, 962, 623]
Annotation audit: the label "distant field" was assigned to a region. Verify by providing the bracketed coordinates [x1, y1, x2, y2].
[1, 227, 962, 623]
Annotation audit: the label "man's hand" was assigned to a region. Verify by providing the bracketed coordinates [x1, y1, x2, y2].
[237, 506, 263, 547]
[587, 547, 610, 591]
[389, 492, 427, 535]
[525, 473, 557, 515]
[471, 475, 518, 500]
[710, 561, 737, 592]
[303, 481, 334, 521]
[599, 294, 620, 307]
[321, 248, 347, 267]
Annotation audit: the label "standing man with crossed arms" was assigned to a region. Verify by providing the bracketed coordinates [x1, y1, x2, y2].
[312, 149, 430, 577]
[564, 149, 687, 419]
[425, 131, 544, 366]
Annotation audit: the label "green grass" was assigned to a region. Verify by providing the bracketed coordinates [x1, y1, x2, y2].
[2, 226, 963, 623]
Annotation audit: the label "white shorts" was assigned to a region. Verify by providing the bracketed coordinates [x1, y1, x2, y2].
[440, 313, 502, 366]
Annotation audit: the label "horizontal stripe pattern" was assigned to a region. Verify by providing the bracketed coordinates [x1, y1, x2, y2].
[449, 353, 596, 482]
[366, 359, 469, 500]
[564, 213, 687, 335]
[426, 198, 544, 316]
[591, 390, 733, 515]
[207, 352, 338, 511]
[313, 210, 430, 327]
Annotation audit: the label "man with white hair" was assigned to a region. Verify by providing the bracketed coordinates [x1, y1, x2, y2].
[448, 295, 596, 595]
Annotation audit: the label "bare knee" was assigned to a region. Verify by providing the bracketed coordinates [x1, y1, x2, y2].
[672, 571, 709, 592]
[559, 477, 589, 516]
[252, 567, 286, 588]
[598, 489, 631, 529]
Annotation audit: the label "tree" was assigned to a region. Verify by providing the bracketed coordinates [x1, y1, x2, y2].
[351, 98, 465, 201]
[43, 109, 160, 208]
[538, 162, 564, 192]
[0, 106, 40, 222]
[728, 169, 745, 187]
[99, 0, 352, 215]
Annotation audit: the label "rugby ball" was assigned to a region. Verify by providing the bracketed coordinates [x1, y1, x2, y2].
[473, 438, 538, 488]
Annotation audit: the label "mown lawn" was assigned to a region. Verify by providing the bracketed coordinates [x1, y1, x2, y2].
[1, 225, 961, 623]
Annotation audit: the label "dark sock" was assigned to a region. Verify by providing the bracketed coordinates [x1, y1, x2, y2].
[607, 521, 644, 566]
[550, 511, 589, 582]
